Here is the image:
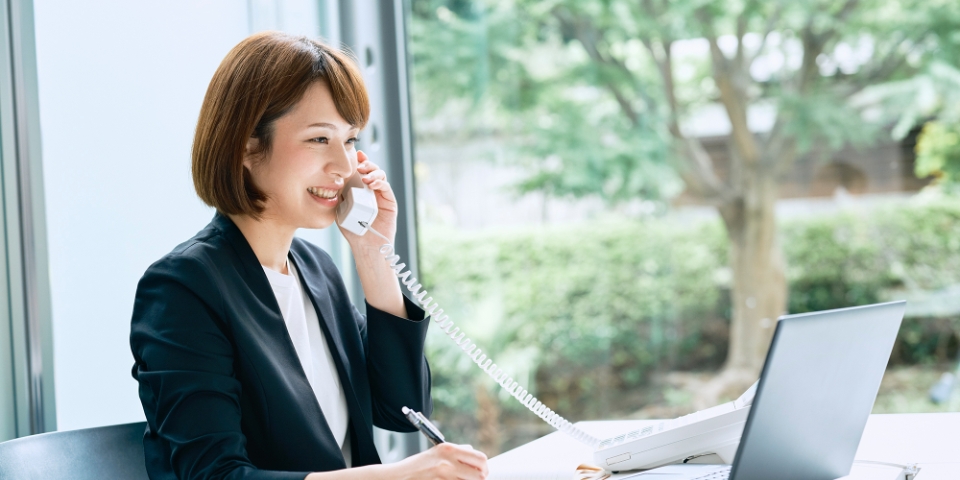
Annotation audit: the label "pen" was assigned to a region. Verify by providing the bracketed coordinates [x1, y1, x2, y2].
[402, 406, 445, 446]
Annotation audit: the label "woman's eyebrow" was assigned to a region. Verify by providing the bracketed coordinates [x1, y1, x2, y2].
[305, 122, 359, 133]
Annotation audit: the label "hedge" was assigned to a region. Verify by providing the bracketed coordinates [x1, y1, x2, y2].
[418, 195, 960, 441]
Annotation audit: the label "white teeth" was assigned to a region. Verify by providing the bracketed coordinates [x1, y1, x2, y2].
[308, 187, 338, 199]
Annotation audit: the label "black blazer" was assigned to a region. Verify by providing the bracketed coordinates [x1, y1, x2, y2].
[130, 213, 433, 480]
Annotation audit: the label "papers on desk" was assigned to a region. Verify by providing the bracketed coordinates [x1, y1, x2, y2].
[489, 421, 645, 480]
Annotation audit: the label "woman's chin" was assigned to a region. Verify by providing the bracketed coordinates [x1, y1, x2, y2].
[302, 215, 336, 230]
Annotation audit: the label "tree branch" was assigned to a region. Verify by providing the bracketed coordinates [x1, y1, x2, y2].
[638, 37, 679, 127]
[795, 0, 860, 93]
[735, 2, 752, 72]
[748, 2, 784, 66]
[845, 31, 929, 95]
[834, 0, 860, 23]
[675, 136, 733, 204]
[556, 3, 733, 203]
[765, 114, 798, 175]
[637, 0, 678, 124]
[702, 16, 759, 166]
[635, 1, 731, 202]
[552, 7, 656, 124]
[766, 0, 861, 170]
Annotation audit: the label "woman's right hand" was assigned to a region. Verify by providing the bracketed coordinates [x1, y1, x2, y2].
[390, 443, 488, 480]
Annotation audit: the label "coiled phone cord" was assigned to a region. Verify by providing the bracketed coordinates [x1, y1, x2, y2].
[361, 224, 601, 447]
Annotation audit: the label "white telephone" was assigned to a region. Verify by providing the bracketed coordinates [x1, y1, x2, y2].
[336, 171, 378, 236]
[337, 170, 757, 471]
[593, 382, 757, 472]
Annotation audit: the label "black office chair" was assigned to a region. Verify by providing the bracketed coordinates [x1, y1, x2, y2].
[0, 421, 149, 479]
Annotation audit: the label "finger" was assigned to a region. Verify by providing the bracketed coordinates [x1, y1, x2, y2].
[458, 455, 488, 476]
[453, 461, 485, 480]
[358, 160, 379, 173]
[452, 446, 488, 473]
[367, 180, 393, 195]
[465, 448, 488, 476]
[357, 150, 368, 163]
[368, 181, 397, 205]
[362, 170, 387, 182]
[477, 453, 489, 477]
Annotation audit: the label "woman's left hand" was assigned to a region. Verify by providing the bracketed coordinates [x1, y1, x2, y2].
[338, 150, 398, 249]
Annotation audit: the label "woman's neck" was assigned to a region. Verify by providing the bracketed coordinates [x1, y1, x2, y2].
[228, 213, 296, 274]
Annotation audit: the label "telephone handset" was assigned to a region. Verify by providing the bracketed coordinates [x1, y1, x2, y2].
[336, 171, 378, 236]
[337, 172, 758, 471]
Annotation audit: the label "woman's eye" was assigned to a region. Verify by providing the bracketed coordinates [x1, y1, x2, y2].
[310, 137, 328, 144]
[347, 137, 359, 144]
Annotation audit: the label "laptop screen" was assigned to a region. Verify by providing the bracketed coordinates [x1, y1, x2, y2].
[731, 301, 904, 480]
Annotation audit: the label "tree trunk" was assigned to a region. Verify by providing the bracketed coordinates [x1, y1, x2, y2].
[721, 165, 788, 366]
[697, 164, 788, 407]
[475, 382, 502, 455]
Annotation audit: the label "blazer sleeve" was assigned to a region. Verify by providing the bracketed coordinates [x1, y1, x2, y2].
[130, 255, 308, 480]
[362, 295, 434, 431]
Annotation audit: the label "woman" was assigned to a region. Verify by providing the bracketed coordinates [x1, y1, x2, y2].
[130, 32, 488, 480]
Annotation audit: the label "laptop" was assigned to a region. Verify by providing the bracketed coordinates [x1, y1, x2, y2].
[623, 301, 905, 480]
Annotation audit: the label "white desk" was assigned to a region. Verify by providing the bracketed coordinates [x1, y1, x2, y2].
[488, 413, 959, 479]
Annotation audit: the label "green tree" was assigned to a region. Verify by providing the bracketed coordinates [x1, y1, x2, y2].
[845, 2, 960, 183]
[410, 0, 957, 400]
[916, 121, 960, 185]
[853, 59, 960, 187]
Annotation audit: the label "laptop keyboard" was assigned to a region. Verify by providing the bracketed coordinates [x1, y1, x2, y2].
[691, 466, 731, 479]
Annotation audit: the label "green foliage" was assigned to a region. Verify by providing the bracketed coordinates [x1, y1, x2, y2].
[421, 219, 731, 420]
[916, 121, 960, 186]
[409, 0, 540, 114]
[410, 0, 949, 205]
[779, 91, 881, 155]
[511, 95, 681, 203]
[783, 197, 960, 313]
[421, 197, 960, 441]
[854, 62, 960, 142]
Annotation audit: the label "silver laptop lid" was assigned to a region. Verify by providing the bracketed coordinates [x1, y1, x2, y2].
[731, 301, 905, 480]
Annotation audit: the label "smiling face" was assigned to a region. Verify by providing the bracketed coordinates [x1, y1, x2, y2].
[243, 80, 360, 230]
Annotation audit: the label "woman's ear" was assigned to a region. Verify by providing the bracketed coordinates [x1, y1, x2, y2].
[242, 137, 260, 170]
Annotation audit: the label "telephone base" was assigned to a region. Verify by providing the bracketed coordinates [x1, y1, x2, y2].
[594, 385, 756, 472]
[683, 453, 726, 465]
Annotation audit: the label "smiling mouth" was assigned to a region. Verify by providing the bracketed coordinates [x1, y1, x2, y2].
[307, 187, 339, 199]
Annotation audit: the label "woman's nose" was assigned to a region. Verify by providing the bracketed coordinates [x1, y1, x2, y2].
[326, 145, 354, 178]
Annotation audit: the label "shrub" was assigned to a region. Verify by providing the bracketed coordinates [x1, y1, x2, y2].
[418, 196, 960, 448]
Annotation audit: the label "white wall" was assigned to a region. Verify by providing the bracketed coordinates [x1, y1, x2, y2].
[33, 1, 250, 431]
[34, 0, 349, 432]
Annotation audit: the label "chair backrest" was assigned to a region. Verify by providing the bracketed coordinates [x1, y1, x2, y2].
[0, 421, 149, 480]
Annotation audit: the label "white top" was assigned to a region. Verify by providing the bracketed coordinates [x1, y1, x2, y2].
[262, 261, 352, 467]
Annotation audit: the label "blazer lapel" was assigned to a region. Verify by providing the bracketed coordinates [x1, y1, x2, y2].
[210, 214, 344, 465]
[213, 214, 308, 378]
[289, 249, 372, 434]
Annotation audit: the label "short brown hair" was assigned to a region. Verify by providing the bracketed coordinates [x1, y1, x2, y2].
[192, 31, 370, 216]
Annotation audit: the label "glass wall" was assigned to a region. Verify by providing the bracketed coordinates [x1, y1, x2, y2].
[407, 0, 960, 454]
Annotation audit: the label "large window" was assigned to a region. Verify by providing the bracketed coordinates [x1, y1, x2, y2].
[408, 0, 960, 454]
